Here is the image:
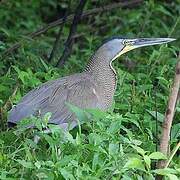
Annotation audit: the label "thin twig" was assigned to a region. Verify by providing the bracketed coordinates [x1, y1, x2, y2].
[48, 0, 71, 63]
[157, 54, 180, 169]
[165, 141, 180, 168]
[2, 0, 143, 57]
[155, 85, 159, 152]
[56, 0, 87, 67]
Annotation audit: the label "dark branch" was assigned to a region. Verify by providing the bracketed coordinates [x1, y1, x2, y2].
[56, 0, 87, 67]
[48, 1, 71, 63]
[2, 0, 143, 57]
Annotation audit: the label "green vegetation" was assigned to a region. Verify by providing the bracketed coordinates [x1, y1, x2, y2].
[0, 1, 179, 179]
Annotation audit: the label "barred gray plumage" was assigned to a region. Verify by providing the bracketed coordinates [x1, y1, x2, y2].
[8, 37, 175, 130]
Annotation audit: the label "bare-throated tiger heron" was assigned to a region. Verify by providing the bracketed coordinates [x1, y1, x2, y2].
[8, 37, 175, 130]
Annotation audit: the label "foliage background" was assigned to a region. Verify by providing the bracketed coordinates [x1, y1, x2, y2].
[0, 0, 179, 179]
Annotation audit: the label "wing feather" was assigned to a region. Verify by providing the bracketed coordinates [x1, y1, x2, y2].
[8, 73, 103, 129]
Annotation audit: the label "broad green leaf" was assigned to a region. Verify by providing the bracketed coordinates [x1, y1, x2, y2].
[167, 174, 179, 180]
[107, 120, 122, 134]
[109, 143, 119, 155]
[146, 110, 164, 122]
[43, 134, 55, 145]
[60, 168, 75, 180]
[55, 155, 75, 167]
[125, 157, 145, 171]
[86, 108, 106, 119]
[88, 133, 104, 146]
[66, 103, 87, 124]
[149, 152, 167, 160]
[153, 168, 178, 175]
[48, 124, 63, 135]
[171, 123, 180, 139]
[17, 160, 34, 168]
[131, 145, 146, 156]
[125, 113, 142, 130]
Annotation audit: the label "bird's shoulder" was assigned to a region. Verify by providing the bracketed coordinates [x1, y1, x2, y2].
[20, 72, 98, 103]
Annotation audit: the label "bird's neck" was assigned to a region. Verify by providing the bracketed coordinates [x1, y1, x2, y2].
[84, 55, 117, 108]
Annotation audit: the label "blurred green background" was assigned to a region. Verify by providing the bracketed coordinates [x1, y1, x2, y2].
[0, 0, 179, 179]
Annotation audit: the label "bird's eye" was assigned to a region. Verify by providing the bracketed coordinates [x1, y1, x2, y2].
[122, 40, 127, 45]
[123, 40, 134, 46]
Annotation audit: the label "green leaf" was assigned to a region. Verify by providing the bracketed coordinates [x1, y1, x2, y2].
[109, 143, 119, 156]
[17, 160, 34, 168]
[43, 134, 55, 145]
[42, 112, 52, 127]
[86, 108, 106, 119]
[153, 168, 178, 175]
[0, 28, 10, 36]
[149, 152, 167, 160]
[56, 155, 74, 167]
[64, 131, 75, 144]
[125, 113, 142, 130]
[36, 172, 48, 179]
[48, 124, 64, 135]
[66, 103, 87, 124]
[107, 120, 122, 134]
[171, 123, 180, 139]
[88, 133, 104, 146]
[131, 145, 146, 156]
[131, 139, 142, 146]
[157, 5, 173, 17]
[138, 84, 153, 92]
[34, 161, 41, 169]
[60, 168, 75, 180]
[92, 153, 99, 171]
[75, 133, 81, 145]
[125, 157, 145, 171]
[167, 174, 179, 180]
[0, 139, 4, 145]
[146, 110, 164, 122]
[40, 58, 49, 71]
[144, 155, 151, 169]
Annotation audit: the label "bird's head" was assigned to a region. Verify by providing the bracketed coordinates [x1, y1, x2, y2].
[99, 37, 176, 61]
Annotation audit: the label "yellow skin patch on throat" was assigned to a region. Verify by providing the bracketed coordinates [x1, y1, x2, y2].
[112, 45, 135, 61]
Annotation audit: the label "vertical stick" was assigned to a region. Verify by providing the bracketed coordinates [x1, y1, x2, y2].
[157, 54, 180, 169]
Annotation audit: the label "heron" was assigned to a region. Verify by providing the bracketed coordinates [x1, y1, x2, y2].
[8, 37, 175, 130]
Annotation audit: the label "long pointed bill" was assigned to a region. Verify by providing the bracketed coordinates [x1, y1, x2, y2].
[114, 38, 176, 59]
[119, 38, 176, 56]
[133, 38, 176, 48]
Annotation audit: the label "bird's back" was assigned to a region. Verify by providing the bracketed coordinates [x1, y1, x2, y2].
[8, 72, 108, 129]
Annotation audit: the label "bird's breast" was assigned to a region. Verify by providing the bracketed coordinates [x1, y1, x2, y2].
[93, 69, 117, 109]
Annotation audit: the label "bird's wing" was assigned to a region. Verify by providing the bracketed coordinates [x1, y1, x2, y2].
[8, 73, 102, 129]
